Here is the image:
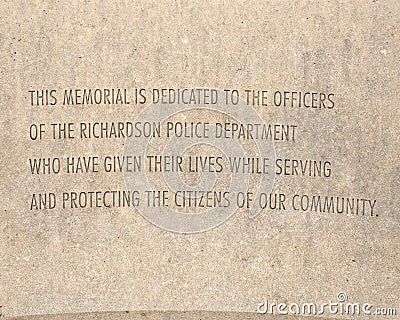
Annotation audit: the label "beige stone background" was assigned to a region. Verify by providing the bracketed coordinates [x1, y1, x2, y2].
[0, 1, 399, 319]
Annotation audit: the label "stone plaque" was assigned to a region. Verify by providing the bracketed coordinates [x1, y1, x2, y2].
[0, 1, 398, 320]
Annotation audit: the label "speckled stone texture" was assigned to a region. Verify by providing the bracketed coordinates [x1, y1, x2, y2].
[0, 1, 399, 319]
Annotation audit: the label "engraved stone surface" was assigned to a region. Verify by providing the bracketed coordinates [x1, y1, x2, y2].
[0, 1, 399, 319]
